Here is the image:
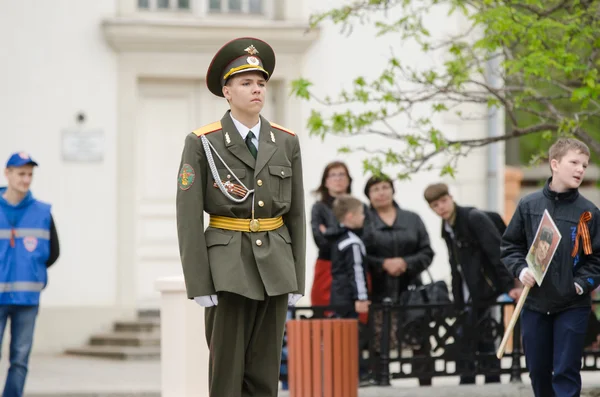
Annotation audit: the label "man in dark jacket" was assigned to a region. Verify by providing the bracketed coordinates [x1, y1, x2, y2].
[501, 138, 600, 397]
[424, 182, 521, 385]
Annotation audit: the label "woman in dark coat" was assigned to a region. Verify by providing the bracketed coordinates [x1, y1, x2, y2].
[310, 161, 353, 307]
[362, 174, 435, 385]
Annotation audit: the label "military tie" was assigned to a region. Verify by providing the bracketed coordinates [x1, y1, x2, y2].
[245, 131, 258, 159]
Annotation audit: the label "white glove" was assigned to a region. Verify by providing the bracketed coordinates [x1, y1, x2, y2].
[194, 295, 218, 307]
[574, 283, 584, 295]
[288, 294, 302, 306]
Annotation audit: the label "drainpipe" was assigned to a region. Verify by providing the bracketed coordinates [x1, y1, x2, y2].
[486, 54, 501, 211]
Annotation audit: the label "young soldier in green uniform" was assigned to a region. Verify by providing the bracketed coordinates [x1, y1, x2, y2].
[176, 37, 306, 397]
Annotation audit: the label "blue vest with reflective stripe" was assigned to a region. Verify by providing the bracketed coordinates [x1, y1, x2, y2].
[0, 200, 51, 305]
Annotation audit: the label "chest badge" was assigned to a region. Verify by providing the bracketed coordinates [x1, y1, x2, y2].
[23, 236, 38, 252]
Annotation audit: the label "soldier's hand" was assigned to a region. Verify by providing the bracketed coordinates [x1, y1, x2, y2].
[519, 269, 536, 288]
[194, 295, 218, 307]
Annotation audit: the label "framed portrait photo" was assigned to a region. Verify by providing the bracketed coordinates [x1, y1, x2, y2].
[526, 209, 562, 286]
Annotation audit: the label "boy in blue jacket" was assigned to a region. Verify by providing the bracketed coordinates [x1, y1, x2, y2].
[501, 138, 600, 397]
[0, 152, 59, 397]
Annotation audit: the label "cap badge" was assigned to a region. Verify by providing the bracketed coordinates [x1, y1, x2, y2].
[244, 45, 259, 55]
[247, 56, 260, 66]
[18, 152, 29, 159]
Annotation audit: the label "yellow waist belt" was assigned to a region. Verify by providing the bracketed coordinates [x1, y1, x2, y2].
[209, 215, 284, 233]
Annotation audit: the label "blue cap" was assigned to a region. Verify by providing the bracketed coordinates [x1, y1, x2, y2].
[6, 152, 38, 168]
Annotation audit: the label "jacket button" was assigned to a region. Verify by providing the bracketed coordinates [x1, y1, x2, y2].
[281, 170, 285, 176]
[257, 179, 263, 187]
[258, 200, 264, 207]
[256, 239, 263, 246]
[227, 174, 231, 179]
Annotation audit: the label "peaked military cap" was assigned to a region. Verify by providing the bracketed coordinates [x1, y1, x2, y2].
[206, 37, 276, 98]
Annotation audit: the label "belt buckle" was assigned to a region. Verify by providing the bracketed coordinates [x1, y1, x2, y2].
[249, 219, 260, 232]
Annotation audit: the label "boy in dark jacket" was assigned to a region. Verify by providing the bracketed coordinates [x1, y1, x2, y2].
[501, 138, 600, 397]
[329, 194, 370, 317]
[424, 182, 521, 384]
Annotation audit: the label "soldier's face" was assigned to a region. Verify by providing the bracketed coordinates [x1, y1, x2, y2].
[222, 72, 266, 115]
[4, 165, 34, 195]
[536, 240, 550, 264]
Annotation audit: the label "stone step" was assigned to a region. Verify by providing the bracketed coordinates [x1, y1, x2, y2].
[90, 332, 160, 347]
[114, 320, 160, 333]
[65, 346, 160, 361]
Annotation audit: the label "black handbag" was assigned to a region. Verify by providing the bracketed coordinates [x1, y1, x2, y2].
[399, 269, 451, 325]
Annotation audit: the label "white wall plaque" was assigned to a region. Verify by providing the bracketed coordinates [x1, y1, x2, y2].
[61, 129, 104, 162]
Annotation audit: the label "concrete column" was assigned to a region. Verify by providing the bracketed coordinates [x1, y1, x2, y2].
[155, 276, 209, 397]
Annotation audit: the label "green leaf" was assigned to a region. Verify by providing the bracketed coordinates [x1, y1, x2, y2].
[290, 78, 312, 100]
[440, 164, 456, 178]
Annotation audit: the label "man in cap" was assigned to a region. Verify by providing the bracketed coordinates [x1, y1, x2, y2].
[424, 182, 520, 384]
[176, 37, 305, 397]
[0, 152, 60, 397]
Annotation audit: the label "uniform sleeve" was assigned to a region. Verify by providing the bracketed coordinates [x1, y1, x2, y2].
[176, 133, 214, 298]
[469, 210, 514, 293]
[46, 215, 60, 268]
[283, 136, 306, 295]
[403, 215, 435, 276]
[500, 200, 528, 279]
[573, 207, 600, 294]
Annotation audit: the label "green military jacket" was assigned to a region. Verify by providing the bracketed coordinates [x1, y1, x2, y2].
[176, 111, 306, 300]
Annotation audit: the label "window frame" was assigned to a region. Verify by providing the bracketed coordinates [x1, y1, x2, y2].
[136, 0, 274, 18]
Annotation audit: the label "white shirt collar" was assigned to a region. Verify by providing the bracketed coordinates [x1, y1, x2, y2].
[229, 113, 261, 141]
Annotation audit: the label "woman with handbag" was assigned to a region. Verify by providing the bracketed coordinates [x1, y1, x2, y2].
[362, 174, 435, 385]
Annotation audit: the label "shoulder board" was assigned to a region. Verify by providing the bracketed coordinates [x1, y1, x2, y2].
[193, 121, 222, 137]
[270, 122, 295, 136]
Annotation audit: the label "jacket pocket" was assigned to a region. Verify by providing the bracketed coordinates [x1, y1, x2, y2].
[275, 227, 293, 244]
[268, 165, 292, 202]
[205, 229, 233, 247]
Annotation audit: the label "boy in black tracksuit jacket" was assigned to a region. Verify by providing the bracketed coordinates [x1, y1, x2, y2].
[329, 195, 370, 318]
[501, 138, 600, 397]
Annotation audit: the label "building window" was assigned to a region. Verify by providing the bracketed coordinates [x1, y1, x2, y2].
[208, 0, 263, 14]
[137, 0, 269, 16]
[137, 0, 191, 11]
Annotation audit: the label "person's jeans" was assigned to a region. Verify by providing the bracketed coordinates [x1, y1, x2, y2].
[0, 305, 39, 397]
[521, 307, 590, 397]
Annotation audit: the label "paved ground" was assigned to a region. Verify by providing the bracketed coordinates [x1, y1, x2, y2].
[3, 354, 599, 396]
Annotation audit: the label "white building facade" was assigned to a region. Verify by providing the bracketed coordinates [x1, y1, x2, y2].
[0, 0, 503, 353]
